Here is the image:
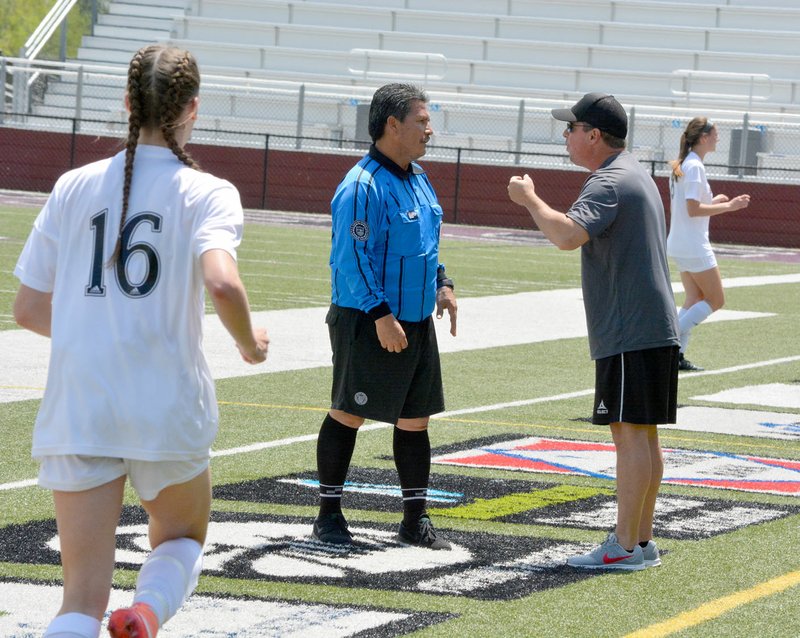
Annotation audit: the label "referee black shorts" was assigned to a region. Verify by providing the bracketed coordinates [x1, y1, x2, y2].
[326, 304, 445, 423]
[592, 345, 679, 426]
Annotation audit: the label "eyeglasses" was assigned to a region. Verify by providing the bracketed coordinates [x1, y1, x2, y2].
[565, 122, 595, 133]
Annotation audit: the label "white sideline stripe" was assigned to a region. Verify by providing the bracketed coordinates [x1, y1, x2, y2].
[432, 356, 800, 419]
[678, 355, 800, 378]
[0, 423, 395, 490]
[434, 389, 595, 417]
[210, 422, 391, 457]
[0, 478, 37, 491]
[3, 356, 797, 492]
[2, 272, 794, 404]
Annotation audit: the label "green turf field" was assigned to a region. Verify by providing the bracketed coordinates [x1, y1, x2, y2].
[1, 202, 799, 637]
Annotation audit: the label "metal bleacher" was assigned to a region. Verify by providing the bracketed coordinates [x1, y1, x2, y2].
[8, 0, 800, 173]
[74, 0, 800, 105]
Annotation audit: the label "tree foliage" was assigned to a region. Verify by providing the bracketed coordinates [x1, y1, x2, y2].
[0, 0, 100, 60]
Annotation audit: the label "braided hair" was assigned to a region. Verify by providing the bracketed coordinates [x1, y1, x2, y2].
[111, 45, 202, 264]
[669, 117, 715, 181]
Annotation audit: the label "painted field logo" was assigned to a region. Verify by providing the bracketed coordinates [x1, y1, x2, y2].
[212, 467, 799, 540]
[0, 507, 594, 601]
[431, 436, 800, 497]
[663, 405, 800, 441]
[0, 581, 450, 637]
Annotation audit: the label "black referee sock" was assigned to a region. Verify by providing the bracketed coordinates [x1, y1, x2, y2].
[316, 413, 358, 516]
[393, 426, 431, 528]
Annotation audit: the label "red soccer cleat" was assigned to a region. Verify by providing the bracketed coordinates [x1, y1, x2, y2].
[107, 602, 159, 638]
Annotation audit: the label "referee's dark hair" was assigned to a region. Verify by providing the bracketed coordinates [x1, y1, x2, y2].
[368, 83, 428, 142]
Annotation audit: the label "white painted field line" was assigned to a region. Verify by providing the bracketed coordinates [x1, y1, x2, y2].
[0, 478, 37, 491]
[0, 424, 395, 491]
[676, 355, 800, 378]
[4, 271, 796, 404]
[3, 356, 797, 493]
[210, 422, 392, 458]
[433, 355, 800, 419]
[434, 389, 595, 418]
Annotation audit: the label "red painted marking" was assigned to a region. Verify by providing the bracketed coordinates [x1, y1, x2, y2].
[517, 440, 614, 452]
[747, 457, 800, 472]
[438, 454, 574, 473]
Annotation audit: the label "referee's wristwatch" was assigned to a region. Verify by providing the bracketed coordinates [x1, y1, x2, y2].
[436, 264, 454, 290]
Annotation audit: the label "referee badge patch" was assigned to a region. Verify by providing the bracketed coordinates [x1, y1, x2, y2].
[350, 220, 370, 241]
[354, 392, 368, 406]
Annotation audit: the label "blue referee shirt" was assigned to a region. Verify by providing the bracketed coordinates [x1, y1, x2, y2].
[330, 145, 444, 322]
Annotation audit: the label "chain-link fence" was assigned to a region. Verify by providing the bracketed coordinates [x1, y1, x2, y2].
[2, 55, 800, 248]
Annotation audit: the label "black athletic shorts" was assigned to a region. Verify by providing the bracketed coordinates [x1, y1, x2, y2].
[326, 304, 445, 423]
[592, 345, 679, 425]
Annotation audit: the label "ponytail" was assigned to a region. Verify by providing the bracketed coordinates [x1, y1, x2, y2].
[669, 117, 714, 181]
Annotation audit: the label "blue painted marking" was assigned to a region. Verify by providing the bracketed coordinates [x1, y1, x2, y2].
[759, 421, 800, 435]
[286, 479, 463, 502]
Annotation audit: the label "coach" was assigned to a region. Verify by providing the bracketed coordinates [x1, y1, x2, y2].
[508, 92, 680, 570]
[312, 83, 457, 550]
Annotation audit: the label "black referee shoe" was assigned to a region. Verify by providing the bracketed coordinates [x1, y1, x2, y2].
[678, 353, 704, 372]
[398, 515, 452, 550]
[312, 513, 354, 545]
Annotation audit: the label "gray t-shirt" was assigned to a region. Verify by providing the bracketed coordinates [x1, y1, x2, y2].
[566, 151, 680, 360]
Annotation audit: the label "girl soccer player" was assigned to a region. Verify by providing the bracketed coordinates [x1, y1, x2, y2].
[13, 45, 269, 638]
[667, 117, 751, 371]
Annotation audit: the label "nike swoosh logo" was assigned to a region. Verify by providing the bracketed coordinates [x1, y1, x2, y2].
[603, 553, 634, 564]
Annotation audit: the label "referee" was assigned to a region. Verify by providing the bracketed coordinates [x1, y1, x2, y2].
[312, 83, 457, 550]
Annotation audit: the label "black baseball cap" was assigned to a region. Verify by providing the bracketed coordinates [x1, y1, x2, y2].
[551, 92, 628, 139]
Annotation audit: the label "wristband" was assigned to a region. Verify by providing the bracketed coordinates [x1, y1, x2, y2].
[436, 264, 455, 290]
[367, 301, 392, 321]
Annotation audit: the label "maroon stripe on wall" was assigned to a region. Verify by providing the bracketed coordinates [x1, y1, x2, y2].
[1, 128, 797, 248]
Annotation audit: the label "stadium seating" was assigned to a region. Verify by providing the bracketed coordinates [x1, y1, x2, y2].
[18, 0, 800, 168]
[73, 0, 800, 110]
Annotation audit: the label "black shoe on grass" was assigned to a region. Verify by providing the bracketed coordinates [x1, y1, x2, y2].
[678, 353, 704, 372]
[397, 515, 451, 550]
[312, 512, 354, 545]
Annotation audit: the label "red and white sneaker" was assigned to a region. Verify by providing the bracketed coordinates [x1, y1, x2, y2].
[107, 602, 159, 638]
[566, 532, 645, 571]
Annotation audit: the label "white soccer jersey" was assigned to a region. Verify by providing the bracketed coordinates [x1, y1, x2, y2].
[667, 151, 714, 260]
[14, 145, 243, 461]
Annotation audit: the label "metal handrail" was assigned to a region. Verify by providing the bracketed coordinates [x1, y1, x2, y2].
[5, 56, 798, 121]
[20, 0, 79, 60]
[347, 49, 447, 83]
[670, 69, 772, 112]
[14, 0, 80, 120]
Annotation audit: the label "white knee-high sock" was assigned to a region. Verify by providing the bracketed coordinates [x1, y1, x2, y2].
[677, 306, 688, 350]
[133, 537, 203, 626]
[678, 300, 713, 352]
[43, 612, 101, 638]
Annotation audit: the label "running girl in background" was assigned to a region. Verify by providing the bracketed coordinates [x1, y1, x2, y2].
[667, 117, 751, 371]
[13, 44, 269, 638]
